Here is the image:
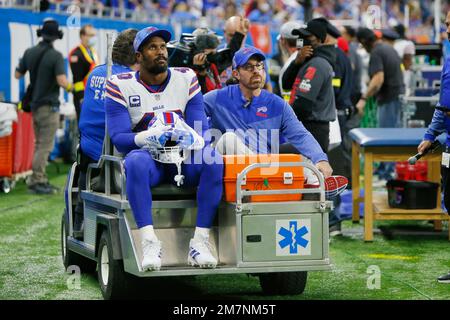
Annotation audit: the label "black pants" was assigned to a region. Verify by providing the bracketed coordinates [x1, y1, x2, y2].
[327, 112, 361, 185]
[301, 121, 330, 154]
[441, 165, 450, 212]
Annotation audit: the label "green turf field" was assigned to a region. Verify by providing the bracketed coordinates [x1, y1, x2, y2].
[0, 163, 449, 300]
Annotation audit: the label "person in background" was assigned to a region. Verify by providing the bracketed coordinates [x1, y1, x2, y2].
[393, 24, 416, 97]
[72, 29, 139, 238]
[310, 17, 354, 236]
[220, 15, 251, 86]
[15, 18, 73, 194]
[341, 25, 363, 105]
[381, 28, 399, 47]
[288, 19, 337, 153]
[277, 20, 305, 102]
[69, 24, 99, 122]
[191, 28, 222, 94]
[356, 27, 405, 181]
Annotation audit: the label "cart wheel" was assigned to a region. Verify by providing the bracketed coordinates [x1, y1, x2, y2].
[258, 271, 308, 295]
[61, 211, 96, 273]
[97, 230, 132, 300]
[1, 178, 11, 193]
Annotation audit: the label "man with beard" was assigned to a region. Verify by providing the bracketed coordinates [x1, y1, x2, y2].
[204, 46, 348, 199]
[417, 11, 450, 284]
[105, 27, 223, 271]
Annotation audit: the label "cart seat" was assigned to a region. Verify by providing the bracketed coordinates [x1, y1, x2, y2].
[151, 184, 197, 200]
[110, 150, 197, 199]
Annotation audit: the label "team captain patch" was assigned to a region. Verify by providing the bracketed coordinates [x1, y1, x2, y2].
[129, 95, 141, 108]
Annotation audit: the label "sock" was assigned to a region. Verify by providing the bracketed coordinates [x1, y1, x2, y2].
[193, 227, 210, 241]
[140, 225, 158, 242]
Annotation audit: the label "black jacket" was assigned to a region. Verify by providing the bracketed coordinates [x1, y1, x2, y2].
[333, 47, 353, 110]
[290, 45, 336, 122]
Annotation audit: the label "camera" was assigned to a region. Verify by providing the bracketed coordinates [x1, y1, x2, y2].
[167, 33, 231, 70]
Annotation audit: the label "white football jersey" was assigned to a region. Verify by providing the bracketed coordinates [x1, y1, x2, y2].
[106, 67, 201, 132]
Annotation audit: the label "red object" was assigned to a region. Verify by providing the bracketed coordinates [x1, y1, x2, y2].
[395, 161, 428, 181]
[0, 110, 34, 178]
[337, 37, 349, 54]
[248, 24, 272, 54]
[374, 30, 382, 39]
[305, 175, 348, 199]
[194, 63, 222, 93]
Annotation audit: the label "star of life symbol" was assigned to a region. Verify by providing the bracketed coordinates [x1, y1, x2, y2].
[276, 219, 311, 256]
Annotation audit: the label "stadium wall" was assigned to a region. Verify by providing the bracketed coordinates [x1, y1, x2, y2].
[0, 8, 277, 104]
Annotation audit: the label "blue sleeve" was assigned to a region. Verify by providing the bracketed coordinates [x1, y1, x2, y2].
[184, 91, 211, 144]
[424, 109, 446, 142]
[105, 98, 138, 154]
[280, 102, 328, 164]
[203, 90, 218, 117]
[439, 57, 450, 108]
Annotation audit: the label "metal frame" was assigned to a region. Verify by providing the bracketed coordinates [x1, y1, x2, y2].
[235, 161, 326, 212]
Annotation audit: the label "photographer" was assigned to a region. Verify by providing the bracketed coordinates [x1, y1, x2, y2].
[191, 28, 222, 94]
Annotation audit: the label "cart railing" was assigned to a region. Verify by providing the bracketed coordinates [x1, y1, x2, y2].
[235, 161, 327, 213]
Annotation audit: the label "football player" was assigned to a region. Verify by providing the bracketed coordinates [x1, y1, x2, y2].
[105, 27, 223, 271]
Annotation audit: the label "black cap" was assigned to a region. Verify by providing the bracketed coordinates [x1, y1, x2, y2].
[393, 24, 406, 39]
[292, 20, 327, 43]
[356, 27, 376, 42]
[39, 18, 63, 40]
[381, 28, 400, 41]
[343, 26, 356, 38]
[312, 17, 341, 38]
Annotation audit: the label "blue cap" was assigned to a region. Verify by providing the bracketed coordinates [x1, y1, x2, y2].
[133, 26, 172, 52]
[381, 28, 400, 40]
[232, 46, 266, 69]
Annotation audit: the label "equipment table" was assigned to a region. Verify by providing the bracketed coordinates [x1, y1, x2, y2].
[349, 128, 450, 241]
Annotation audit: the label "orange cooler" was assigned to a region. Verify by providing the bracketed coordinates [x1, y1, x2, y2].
[223, 154, 305, 202]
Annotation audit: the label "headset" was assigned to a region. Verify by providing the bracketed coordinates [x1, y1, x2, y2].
[36, 18, 64, 40]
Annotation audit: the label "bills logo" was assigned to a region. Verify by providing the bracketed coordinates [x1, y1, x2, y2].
[129, 95, 141, 108]
[256, 106, 268, 118]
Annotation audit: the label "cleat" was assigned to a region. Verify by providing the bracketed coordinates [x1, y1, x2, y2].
[188, 238, 217, 269]
[305, 175, 348, 200]
[141, 239, 162, 271]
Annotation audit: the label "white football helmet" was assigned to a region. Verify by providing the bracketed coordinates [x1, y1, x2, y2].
[144, 112, 205, 186]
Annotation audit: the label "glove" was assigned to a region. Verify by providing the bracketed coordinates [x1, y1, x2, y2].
[172, 128, 205, 150]
[134, 125, 173, 148]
